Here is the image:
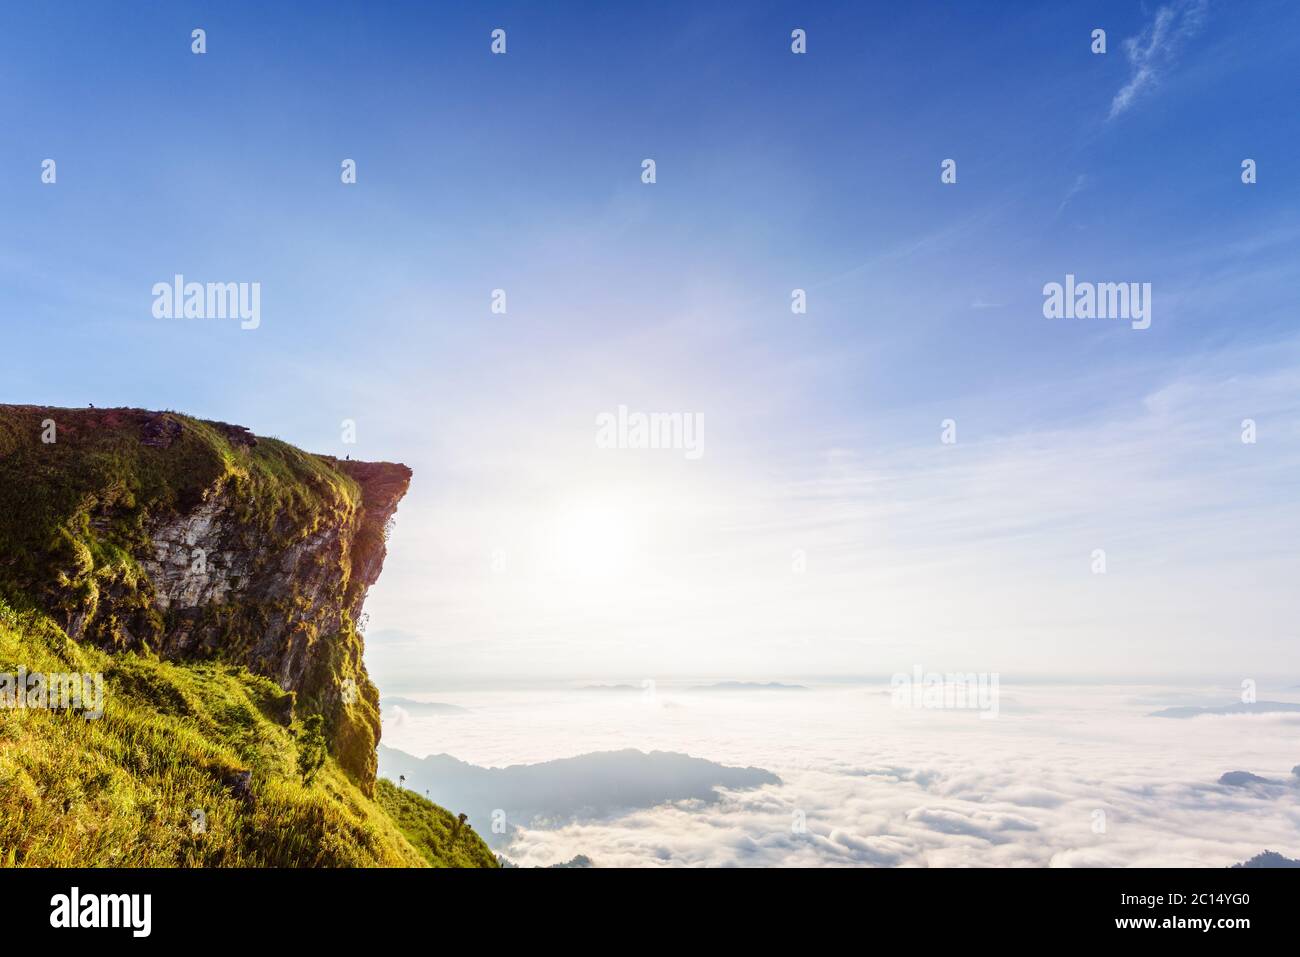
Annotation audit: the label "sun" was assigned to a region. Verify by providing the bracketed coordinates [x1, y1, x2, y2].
[541, 496, 647, 582]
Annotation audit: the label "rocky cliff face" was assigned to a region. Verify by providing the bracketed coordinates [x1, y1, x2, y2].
[0, 405, 410, 788]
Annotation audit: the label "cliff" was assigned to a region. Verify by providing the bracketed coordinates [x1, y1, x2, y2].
[0, 405, 405, 785]
[0, 404, 495, 867]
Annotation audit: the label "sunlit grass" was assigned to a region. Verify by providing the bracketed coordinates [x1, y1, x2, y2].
[0, 599, 496, 868]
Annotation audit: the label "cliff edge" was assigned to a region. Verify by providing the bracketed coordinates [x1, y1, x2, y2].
[0, 404, 495, 867]
[0, 405, 406, 786]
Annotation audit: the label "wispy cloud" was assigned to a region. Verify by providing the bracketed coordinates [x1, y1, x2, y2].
[1055, 173, 1089, 216]
[1109, 0, 1210, 119]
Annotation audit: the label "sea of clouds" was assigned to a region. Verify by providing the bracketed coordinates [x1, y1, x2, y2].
[381, 683, 1300, 867]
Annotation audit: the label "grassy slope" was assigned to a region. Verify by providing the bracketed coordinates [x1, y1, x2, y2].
[374, 778, 496, 868]
[0, 406, 495, 867]
[0, 599, 495, 867]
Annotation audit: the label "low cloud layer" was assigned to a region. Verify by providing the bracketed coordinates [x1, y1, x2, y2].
[383, 684, 1300, 867]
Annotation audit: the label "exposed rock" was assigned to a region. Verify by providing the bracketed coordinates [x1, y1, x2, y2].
[0, 404, 411, 791]
[224, 769, 254, 804]
[140, 413, 183, 449]
[267, 688, 296, 727]
[211, 422, 257, 448]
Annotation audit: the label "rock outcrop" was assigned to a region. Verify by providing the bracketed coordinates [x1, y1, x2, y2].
[0, 405, 409, 788]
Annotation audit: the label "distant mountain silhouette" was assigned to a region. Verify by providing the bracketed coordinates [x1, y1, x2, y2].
[497, 853, 594, 868]
[1232, 851, 1300, 868]
[688, 681, 808, 692]
[381, 697, 470, 715]
[1218, 771, 1286, 788]
[378, 746, 780, 847]
[579, 681, 808, 692]
[1148, 701, 1300, 718]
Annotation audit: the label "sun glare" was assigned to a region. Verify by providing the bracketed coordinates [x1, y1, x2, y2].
[541, 497, 647, 582]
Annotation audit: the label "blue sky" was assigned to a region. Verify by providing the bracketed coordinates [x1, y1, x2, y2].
[2, 1, 1298, 685]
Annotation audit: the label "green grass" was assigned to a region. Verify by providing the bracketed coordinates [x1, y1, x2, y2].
[0, 404, 394, 780]
[0, 406, 360, 650]
[0, 406, 480, 866]
[0, 598, 497, 867]
[374, 779, 498, 868]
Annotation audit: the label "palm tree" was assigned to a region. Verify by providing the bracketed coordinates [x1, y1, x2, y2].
[398, 774, 405, 789]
